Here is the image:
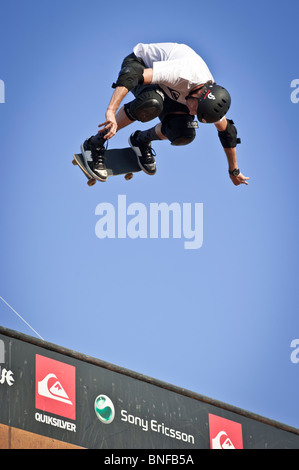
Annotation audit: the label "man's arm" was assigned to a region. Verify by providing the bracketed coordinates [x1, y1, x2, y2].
[98, 69, 154, 139]
[99, 86, 129, 139]
[214, 117, 249, 186]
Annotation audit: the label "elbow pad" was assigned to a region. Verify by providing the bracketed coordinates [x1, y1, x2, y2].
[218, 119, 241, 148]
[112, 54, 145, 92]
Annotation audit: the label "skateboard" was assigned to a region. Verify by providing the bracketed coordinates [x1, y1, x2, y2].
[72, 148, 141, 186]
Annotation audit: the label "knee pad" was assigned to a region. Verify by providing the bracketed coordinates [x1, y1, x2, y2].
[161, 114, 198, 146]
[124, 89, 164, 122]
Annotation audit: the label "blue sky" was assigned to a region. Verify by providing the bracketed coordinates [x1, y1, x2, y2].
[1, 0, 299, 430]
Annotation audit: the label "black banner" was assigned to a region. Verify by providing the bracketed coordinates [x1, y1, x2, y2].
[1, 328, 299, 449]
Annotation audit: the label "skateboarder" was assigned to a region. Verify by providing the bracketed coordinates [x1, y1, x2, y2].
[81, 42, 249, 185]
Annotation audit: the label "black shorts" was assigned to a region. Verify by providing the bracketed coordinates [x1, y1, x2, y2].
[130, 83, 190, 122]
[119, 53, 190, 121]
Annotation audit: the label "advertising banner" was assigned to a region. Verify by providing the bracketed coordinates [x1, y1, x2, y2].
[1, 327, 299, 449]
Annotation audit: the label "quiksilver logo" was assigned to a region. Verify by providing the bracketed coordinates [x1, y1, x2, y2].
[38, 373, 73, 404]
[212, 431, 235, 449]
[35, 355, 76, 421]
[167, 87, 180, 100]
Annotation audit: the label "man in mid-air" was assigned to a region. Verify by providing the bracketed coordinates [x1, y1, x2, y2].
[81, 42, 249, 186]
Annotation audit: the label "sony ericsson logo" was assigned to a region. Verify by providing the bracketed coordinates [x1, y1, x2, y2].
[94, 394, 115, 424]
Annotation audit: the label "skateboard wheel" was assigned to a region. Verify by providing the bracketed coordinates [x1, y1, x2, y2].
[72, 159, 77, 166]
[125, 172, 133, 181]
[87, 179, 96, 187]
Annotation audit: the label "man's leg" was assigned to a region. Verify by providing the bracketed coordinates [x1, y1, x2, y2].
[132, 123, 167, 144]
[81, 85, 164, 179]
[125, 86, 164, 175]
[128, 90, 197, 173]
[129, 114, 197, 175]
[129, 127, 160, 176]
[114, 106, 135, 131]
[159, 114, 198, 146]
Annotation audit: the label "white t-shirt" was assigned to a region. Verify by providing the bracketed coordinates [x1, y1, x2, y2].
[133, 43, 214, 105]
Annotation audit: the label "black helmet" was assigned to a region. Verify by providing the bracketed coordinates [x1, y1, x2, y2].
[195, 83, 231, 123]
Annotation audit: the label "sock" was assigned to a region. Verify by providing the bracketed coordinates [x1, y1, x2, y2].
[136, 126, 161, 145]
[90, 130, 107, 149]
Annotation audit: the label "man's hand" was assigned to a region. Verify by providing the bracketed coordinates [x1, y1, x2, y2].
[98, 86, 130, 140]
[98, 110, 118, 140]
[229, 171, 250, 186]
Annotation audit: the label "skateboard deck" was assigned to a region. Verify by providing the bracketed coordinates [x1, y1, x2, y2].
[72, 147, 141, 186]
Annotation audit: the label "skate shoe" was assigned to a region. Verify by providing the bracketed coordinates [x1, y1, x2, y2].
[81, 136, 108, 182]
[129, 131, 157, 175]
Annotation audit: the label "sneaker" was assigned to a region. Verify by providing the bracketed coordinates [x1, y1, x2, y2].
[129, 131, 157, 175]
[81, 136, 108, 182]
